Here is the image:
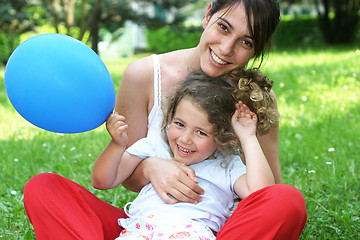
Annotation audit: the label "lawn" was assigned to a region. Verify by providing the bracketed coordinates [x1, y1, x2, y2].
[0, 48, 359, 239]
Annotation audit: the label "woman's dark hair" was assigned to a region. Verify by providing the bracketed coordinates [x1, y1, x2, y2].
[209, 0, 281, 67]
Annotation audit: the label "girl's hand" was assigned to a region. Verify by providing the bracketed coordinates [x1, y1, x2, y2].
[106, 113, 128, 147]
[231, 101, 257, 141]
[143, 157, 204, 204]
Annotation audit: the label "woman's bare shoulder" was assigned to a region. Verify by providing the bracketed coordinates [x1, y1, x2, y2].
[122, 55, 154, 83]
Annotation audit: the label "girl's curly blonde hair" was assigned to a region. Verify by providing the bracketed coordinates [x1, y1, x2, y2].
[161, 69, 279, 158]
[229, 68, 279, 135]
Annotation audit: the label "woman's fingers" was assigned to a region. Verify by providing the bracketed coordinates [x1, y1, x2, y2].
[149, 159, 204, 204]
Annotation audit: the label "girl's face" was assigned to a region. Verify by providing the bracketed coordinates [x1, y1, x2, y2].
[168, 98, 217, 165]
[199, 2, 255, 77]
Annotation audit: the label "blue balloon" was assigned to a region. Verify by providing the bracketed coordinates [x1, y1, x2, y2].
[4, 33, 115, 133]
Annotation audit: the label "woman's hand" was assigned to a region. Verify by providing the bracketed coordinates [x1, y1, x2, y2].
[143, 157, 204, 204]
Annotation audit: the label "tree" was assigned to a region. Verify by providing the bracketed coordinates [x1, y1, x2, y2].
[39, 0, 199, 53]
[314, 0, 360, 44]
[280, 0, 360, 44]
[0, 0, 42, 64]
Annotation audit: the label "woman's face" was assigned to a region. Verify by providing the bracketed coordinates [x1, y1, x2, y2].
[199, 3, 255, 77]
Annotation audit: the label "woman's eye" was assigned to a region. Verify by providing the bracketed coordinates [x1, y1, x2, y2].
[219, 23, 228, 32]
[242, 39, 253, 48]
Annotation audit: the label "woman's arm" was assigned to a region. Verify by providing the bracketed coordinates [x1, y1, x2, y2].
[114, 58, 204, 203]
[258, 89, 281, 184]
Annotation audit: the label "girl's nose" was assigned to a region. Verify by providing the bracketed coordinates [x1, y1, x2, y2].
[179, 131, 192, 144]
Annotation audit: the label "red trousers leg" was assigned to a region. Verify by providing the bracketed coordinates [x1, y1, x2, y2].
[217, 184, 307, 240]
[23, 173, 127, 240]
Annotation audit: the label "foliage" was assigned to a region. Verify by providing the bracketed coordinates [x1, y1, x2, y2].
[314, 0, 360, 44]
[146, 25, 202, 53]
[273, 16, 325, 49]
[1, 48, 360, 239]
[145, 16, 360, 53]
[37, 0, 199, 53]
[0, 0, 45, 64]
[279, 0, 360, 44]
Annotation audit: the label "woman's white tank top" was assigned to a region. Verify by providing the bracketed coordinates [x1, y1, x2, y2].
[147, 54, 164, 138]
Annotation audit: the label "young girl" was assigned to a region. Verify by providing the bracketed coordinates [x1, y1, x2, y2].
[92, 70, 279, 239]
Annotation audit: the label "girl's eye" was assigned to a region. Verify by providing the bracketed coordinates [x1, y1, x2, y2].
[196, 130, 208, 136]
[174, 121, 184, 128]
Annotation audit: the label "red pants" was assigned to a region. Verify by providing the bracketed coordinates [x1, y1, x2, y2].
[24, 173, 307, 240]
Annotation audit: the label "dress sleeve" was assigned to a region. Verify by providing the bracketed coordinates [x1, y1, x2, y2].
[126, 134, 171, 160]
[229, 156, 247, 195]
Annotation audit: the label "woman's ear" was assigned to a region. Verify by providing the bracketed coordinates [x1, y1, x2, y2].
[203, 3, 213, 29]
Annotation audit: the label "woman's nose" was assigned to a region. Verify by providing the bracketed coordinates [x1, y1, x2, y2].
[219, 37, 235, 56]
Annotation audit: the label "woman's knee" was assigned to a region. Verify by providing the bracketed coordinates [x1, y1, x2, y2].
[24, 173, 60, 195]
[264, 184, 307, 226]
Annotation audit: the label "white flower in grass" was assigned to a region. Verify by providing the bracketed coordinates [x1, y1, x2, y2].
[326, 162, 332, 165]
[343, 85, 349, 90]
[62, 144, 66, 148]
[302, 96, 307, 101]
[42, 143, 47, 147]
[88, 153, 92, 157]
[295, 133, 303, 140]
[291, 121, 295, 127]
[61, 156, 66, 160]
[314, 156, 319, 160]
[328, 147, 335, 152]
[11, 190, 17, 195]
[308, 170, 316, 173]
[70, 147, 76, 151]
[17, 135, 23, 140]
[355, 49, 360, 55]
[14, 158, 19, 162]
[348, 142, 353, 146]
[279, 82, 285, 88]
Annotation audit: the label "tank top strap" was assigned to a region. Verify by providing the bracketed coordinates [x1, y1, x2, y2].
[147, 54, 163, 137]
[152, 54, 162, 107]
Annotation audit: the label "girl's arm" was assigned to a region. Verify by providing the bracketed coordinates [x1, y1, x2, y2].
[91, 113, 143, 190]
[232, 102, 275, 199]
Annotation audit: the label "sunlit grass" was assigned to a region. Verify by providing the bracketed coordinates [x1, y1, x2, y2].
[1, 47, 360, 239]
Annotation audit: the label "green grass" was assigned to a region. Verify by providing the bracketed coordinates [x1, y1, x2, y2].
[1, 48, 359, 239]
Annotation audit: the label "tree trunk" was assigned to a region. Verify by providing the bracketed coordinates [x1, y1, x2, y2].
[315, 0, 360, 44]
[90, 6, 101, 54]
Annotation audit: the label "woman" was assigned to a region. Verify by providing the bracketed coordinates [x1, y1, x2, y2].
[119, 0, 283, 204]
[24, 1, 307, 239]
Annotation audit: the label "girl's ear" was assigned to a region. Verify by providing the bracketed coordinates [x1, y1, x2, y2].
[203, 3, 213, 29]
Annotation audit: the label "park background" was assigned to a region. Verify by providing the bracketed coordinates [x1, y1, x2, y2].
[1, 0, 359, 239]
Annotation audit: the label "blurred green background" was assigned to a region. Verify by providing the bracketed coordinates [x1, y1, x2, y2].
[1, 0, 359, 239]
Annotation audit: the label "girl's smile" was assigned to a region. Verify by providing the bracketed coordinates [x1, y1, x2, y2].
[167, 98, 217, 165]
